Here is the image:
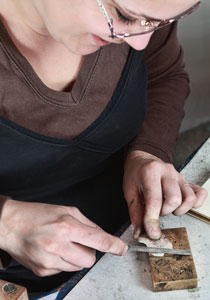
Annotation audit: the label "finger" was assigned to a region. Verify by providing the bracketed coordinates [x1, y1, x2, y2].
[33, 268, 62, 277]
[123, 175, 144, 239]
[191, 184, 208, 208]
[69, 220, 128, 255]
[57, 242, 96, 269]
[58, 257, 85, 272]
[127, 195, 144, 240]
[33, 264, 82, 277]
[173, 183, 197, 215]
[18, 255, 73, 277]
[141, 170, 162, 239]
[161, 177, 182, 216]
[41, 225, 97, 268]
[26, 249, 84, 274]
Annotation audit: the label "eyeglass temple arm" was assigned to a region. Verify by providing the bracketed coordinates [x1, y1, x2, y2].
[96, 0, 116, 38]
[162, 1, 201, 23]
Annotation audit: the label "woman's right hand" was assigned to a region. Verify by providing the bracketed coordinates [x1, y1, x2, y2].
[0, 198, 127, 277]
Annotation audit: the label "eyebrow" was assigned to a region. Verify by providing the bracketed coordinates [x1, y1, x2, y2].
[111, 0, 162, 21]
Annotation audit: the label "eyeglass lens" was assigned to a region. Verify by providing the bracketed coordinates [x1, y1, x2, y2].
[107, 1, 201, 38]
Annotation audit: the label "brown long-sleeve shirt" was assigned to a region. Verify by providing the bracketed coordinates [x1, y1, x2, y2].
[0, 19, 189, 163]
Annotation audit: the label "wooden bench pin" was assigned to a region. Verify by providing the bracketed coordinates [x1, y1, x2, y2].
[140, 227, 197, 292]
[129, 227, 197, 292]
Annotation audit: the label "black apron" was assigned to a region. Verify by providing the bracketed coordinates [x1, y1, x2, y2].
[0, 48, 147, 292]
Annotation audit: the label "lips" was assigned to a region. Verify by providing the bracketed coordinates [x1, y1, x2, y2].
[92, 34, 110, 47]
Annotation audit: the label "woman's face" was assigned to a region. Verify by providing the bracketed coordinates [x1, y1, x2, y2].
[31, 0, 199, 55]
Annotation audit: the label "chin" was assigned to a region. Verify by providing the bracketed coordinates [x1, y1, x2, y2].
[78, 47, 101, 55]
[66, 44, 100, 55]
[63, 36, 101, 55]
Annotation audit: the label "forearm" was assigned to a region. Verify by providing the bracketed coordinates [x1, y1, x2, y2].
[0, 195, 12, 269]
[0, 195, 10, 244]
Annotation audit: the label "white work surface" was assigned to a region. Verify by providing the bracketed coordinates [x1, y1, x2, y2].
[64, 138, 210, 300]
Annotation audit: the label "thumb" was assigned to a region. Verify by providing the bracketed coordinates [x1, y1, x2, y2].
[144, 214, 161, 240]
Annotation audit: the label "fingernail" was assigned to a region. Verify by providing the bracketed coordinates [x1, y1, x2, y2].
[133, 227, 141, 240]
[150, 227, 161, 239]
[122, 244, 129, 255]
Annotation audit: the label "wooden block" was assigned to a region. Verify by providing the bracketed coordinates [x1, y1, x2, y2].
[149, 227, 197, 292]
[0, 280, 28, 300]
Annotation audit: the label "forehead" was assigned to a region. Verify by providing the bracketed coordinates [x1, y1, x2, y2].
[112, 0, 198, 18]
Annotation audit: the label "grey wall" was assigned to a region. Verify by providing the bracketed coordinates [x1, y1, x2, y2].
[178, 0, 210, 132]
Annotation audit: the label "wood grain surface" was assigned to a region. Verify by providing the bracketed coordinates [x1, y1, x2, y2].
[149, 227, 197, 292]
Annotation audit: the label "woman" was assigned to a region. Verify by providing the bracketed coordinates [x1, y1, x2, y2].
[0, 0, 207, 294]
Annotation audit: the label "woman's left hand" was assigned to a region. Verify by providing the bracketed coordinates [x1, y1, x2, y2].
[123, 150, 208, 240]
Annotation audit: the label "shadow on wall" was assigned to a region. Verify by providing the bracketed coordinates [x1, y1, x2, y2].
[178, 0, 210, 132]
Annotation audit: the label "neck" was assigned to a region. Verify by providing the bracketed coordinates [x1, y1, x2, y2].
[0, 0, 49, 36]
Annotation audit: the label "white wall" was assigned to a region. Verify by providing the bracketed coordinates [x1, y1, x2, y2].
[178, 0, 210, 132]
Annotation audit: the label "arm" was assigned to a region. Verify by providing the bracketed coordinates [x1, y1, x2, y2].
[128, 22, 189, 163]
[123, 22, 207, 240]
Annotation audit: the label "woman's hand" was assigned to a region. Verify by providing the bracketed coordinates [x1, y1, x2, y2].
[123, 150, 208, 240]
[0, 199, 127, 276]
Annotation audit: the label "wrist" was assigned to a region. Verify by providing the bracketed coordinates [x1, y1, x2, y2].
[125, 150, 161, 166]
[0, 196, 14, 250]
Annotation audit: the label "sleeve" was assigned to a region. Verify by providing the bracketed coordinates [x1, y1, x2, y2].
[126, 21, 190, 163]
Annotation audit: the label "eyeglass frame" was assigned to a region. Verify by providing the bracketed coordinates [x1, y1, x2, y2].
[96, 0, 201, 39]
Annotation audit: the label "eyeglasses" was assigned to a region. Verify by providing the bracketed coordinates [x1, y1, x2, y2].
[96, 0, 201, 39]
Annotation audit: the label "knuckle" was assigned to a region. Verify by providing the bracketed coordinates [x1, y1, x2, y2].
[185, 195, 196, 205]
[143, 186, 153, 196]
[141, 160, 160, 174]
[160, 210, 169, 217]
[143, 188, 157, 202]
[55, 219, 68, 232]
[160, 206, 170, 216]
[168, 196, 182, 207]
[41, 259, 54, 270]
[145, 198, 160, 211]
[179, 173, 186, 182]
[70, 206, 81, 217]
[192, 203, 201, 209]
[33, 268, 48, 277]
[165, 163, 175, 174]
[173, 209, 182, 216]
[84, 255, 96, 268]
[43, 240, 56, 253]
[55, 218, 75, 236]
[140, 163, 150, 175]
[201, 188, 208, 199]
[100, 237, 112, 252]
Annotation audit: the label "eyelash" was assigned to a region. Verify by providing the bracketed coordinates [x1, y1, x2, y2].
[115, 8, 137, 25]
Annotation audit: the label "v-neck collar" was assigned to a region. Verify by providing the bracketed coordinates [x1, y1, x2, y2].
[0, 18, 102, 106]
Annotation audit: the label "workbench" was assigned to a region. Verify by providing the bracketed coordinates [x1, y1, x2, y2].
[58, 137, 210, 300]
[37, 137, 210, 300]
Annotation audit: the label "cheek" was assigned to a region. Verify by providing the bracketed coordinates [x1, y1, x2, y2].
[125, 32, 153, 50]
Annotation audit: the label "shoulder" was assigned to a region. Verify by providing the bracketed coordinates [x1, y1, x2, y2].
[144, 22, 178, 60]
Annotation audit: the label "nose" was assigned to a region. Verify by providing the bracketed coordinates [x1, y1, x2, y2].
[123, 32, 153, 50]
